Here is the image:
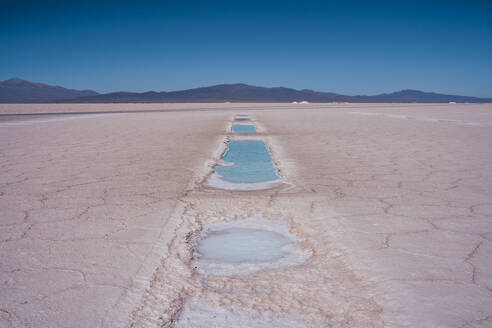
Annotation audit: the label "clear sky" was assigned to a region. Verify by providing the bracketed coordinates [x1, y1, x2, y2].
[1, 0, 491, 97]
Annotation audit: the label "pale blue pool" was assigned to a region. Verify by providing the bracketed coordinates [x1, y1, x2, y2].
[232, 124, 257, 133]
[196, 228, 291, 263]
[235, 117, 251, 121]
[216, 140, 280, 183]
[193, 216, 310, 276]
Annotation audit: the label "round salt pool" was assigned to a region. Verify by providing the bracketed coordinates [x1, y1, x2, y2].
[193, 216, 310, 276]
[196, 228, 292, 263]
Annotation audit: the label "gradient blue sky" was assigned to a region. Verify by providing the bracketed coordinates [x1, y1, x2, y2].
[1, 0, 491, 97]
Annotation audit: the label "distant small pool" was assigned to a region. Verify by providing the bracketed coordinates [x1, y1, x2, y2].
[232, 124, 257, 134]
[235, 117, 251, 121]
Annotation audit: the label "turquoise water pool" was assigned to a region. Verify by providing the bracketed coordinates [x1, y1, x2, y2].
[232, 124, 257, 134]
[215, 140, 280, 183]
[235, 117, 251, 121]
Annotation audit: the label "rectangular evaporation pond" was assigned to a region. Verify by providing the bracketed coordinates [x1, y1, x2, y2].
[234, 117, 251, 121]
[232, 124, 257, 134]
[215, 140, 280, 183]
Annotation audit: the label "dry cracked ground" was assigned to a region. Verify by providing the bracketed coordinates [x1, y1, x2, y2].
[1, 103, 491, 327]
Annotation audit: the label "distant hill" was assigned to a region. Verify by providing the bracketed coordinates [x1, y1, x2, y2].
[366, 89, 491, 103]
[0, 78, 99, 103]
[62, 84, 492, 103]
[64, 84, 346, 103]
[1, 79, 490, 103]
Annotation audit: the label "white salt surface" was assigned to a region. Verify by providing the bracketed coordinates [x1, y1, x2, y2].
[0, 114, 107, 126]
[175, 298, 326, 328]
[3, 103, 492, 327]
[194, 215, 310, 276]
[206, 172, 284, 191]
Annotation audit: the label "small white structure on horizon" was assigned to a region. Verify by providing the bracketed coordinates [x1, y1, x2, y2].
[449, 102, 457, 104]
[300, 101, 309, 104]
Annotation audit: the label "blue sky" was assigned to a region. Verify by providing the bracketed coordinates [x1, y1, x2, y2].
[1, 0, 491, 97]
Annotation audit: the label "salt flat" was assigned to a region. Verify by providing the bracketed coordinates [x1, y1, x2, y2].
[1, 103, 492, 327]
[0, 109, 226, 327]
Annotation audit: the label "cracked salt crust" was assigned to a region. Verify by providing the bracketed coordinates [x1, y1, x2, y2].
[175, 297, 333, 328]
[2, 103, 492, 328]
[254, 104, 492, 327]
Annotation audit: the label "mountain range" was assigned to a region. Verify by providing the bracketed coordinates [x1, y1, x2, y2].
[0, 78, 99, 102]
[1, 78, 491, 103]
